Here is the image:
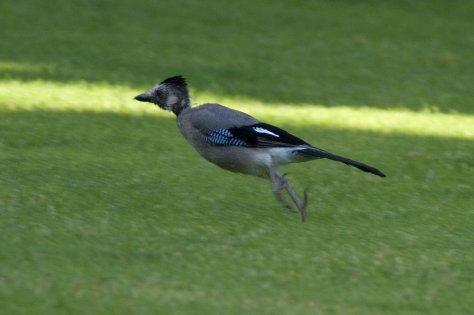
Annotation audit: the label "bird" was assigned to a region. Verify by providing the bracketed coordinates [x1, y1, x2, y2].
[134, 75, 385, 222]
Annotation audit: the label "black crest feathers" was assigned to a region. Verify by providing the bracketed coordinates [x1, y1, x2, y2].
[160, 75, 187, 87]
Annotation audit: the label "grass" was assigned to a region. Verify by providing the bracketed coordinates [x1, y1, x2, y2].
[1, 0, 474, 314]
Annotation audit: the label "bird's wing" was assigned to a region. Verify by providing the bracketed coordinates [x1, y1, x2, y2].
[189, 103, 260, 132]
[187, 104, 309, 148]
[206, 122, 310, 148]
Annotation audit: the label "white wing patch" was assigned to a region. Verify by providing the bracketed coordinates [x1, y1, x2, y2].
[253, 127, 280, 138]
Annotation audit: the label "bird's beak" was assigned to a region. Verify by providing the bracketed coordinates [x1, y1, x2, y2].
[134, 93, 151, 102]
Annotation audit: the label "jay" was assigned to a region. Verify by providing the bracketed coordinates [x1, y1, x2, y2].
[135, 75, 385, 222]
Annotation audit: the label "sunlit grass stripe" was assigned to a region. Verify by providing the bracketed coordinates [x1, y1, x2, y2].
[1, 80, 473, 139]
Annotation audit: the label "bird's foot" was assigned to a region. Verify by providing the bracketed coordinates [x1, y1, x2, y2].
[303, 188, 309, 210]
[274, 189, 296, 212]
[282, 181, 308, 223]
[273, 173, 293, 210]
[269, 170, 308, 222]
[296, 198, 307, 223]
[297, 189, 309, 223]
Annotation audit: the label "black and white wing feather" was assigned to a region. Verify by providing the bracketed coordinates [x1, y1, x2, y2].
[205, 123, 309, 148]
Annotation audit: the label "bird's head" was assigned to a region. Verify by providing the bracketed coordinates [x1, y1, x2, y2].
[134, 75, 190, 115]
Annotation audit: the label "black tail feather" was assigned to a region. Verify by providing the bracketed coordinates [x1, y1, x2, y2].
[299, 147, 386, 177]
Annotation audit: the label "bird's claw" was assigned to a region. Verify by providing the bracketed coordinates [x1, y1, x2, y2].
[297, 189, 309, 223]
[270, 171, 309, 222]
[303, 188, 309, 210]
[297, 202, 307, 223]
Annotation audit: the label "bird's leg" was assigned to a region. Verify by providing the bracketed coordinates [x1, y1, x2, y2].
[280, 176, 307, 223]
[269, 170, 294, 211]
[269, 168, 307, 222]
[302, 188, 309, 210]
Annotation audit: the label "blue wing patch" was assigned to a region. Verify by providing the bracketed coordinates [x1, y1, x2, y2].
[206, 128, 247, 146]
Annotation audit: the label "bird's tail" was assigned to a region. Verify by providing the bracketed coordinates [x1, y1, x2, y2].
[298, 147, 386, 177]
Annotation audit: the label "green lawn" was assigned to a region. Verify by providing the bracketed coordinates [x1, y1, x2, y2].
[1, 1, 473, 314]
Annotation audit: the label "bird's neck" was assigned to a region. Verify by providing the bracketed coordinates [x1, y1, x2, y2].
[172, 98, 190, 116]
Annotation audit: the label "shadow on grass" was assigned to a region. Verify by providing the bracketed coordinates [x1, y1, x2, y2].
[1, 0, 473, 114]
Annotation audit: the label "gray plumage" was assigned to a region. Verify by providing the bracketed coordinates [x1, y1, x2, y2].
[135, 75, 385, 222]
